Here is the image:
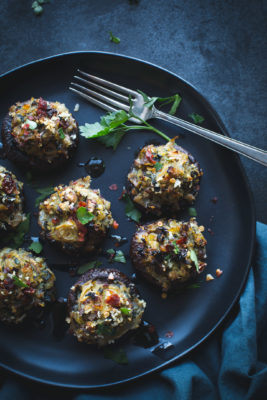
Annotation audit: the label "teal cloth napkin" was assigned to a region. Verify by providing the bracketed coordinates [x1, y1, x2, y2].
[0, 222, 266, 400]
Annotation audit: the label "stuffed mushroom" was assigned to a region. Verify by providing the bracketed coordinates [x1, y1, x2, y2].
[66, 268, 146, 346]
[130, 218, 207, 293]
[127, 140, 203, 216]
[0, 248, 56, 325]
[38, 176, 114, 254]
[1, 97, 79, 170]
[0, 166, 26, 232]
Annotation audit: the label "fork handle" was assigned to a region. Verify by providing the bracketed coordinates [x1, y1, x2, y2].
[153, 109, 267, 166]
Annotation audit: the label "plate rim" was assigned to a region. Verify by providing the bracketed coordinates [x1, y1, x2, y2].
[0, 50, 256, 389]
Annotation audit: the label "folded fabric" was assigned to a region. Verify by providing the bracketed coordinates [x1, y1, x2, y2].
[0, 222, 266, 400]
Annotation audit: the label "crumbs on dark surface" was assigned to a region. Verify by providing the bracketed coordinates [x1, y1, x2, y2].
[109, 184, 118, 191]
[164, 331, 174, 338]
[211, 196, 218, 204]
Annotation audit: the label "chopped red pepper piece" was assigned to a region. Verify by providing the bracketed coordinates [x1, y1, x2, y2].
[145, 149, 156, 164]
[2, 175, 16, 194]
[106, 293, 120, 307]
[176, 237, 187, 245]
[52, 217, 59, 225]
[79, 201, 87, 207]
[113, 220, 119, 229]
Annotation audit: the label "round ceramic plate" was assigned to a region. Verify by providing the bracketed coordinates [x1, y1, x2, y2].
[0, 52, 255, 388]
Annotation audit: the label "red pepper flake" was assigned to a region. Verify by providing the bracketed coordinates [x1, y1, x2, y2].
[118, 188, 126, 200]
[106, 293, 120, 307]
[109, 184, 118, 191]
[2, 175, 16, 194]
[176, 236, 187, 245]
[216, 268, 223, 277]
[211, 196, 218, 204]
[145, 149, 156, 164]
[165, 331, 174, 338]
[36, 97, 48, 117]
[113, 220, 119, 229]
[52, 217, 59, 225]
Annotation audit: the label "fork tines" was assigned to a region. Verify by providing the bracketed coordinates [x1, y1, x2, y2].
[69, 70, 136, 114]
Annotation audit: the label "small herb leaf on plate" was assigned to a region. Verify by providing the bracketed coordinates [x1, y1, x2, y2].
[77, 260, 102, 275]
[1, 213, 31, 249]
[122, 193, 141, 223]
[188, 207, 197, 217]
[103, 347, 128, 365]
[28, 240, 43, 254]
[109, 31, 121, 44]
[188, 113, 205, 124]
[35, 186, 54, 206]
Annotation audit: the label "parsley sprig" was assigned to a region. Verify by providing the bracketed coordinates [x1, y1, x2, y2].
[80, 90, 182, 149]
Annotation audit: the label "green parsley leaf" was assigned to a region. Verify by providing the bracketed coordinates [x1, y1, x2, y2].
[98, 129, 126, 150]
[120, 307, 131, 315]
[28, 240, 43, 254]
[107, 248, 115, 255]
[190, 249, 199, 272]
[103, 347, 128, 365]
[172, 241, 180, 254]
[106, 249, 126, 263]
[138, 91, 182, 115]
[80, 110, 129, 140]
[109, 31, 120, 44]
[32, 4, 43, 15]
[35, 186, 54, 206]
[155, 162, 163, 172]
[114, 250, 126, 263]
[76, 207, 94, 225]
[189, 113, 205, 124]
[188, 207, 197, 217]
[2, 214, 31, 249]
[58, 127, 65, 139]
[77, 260, 102, 275]
[13, 275, 29, 288]
[122, 193, 141, 223]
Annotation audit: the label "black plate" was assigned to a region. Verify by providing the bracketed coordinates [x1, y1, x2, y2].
[0, 52, 255, 388]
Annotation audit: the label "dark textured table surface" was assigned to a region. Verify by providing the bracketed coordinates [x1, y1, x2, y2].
[0, 0, 266, 396]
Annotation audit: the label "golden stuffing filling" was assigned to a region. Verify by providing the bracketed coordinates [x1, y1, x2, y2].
[128, 140, 202, 214]
[38, 176, 113, 251]
[67, 276, 146, 345]
[9, 97, 77, 162]
[0, 248, 56, 324]
[0, 166, 26, 230]
[132, 218, 207, 291]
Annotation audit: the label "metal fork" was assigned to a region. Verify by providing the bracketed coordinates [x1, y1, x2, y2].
[69, 70, 267, 166]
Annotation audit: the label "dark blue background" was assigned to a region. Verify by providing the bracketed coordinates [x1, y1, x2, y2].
[0, 0, 266, 223]
[0, 0, 266, 397]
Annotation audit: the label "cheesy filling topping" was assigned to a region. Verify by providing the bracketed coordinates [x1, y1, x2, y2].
[0, 166, 26, 230]
[9, 97, 77, 162]
[128, 140, 202, 214]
